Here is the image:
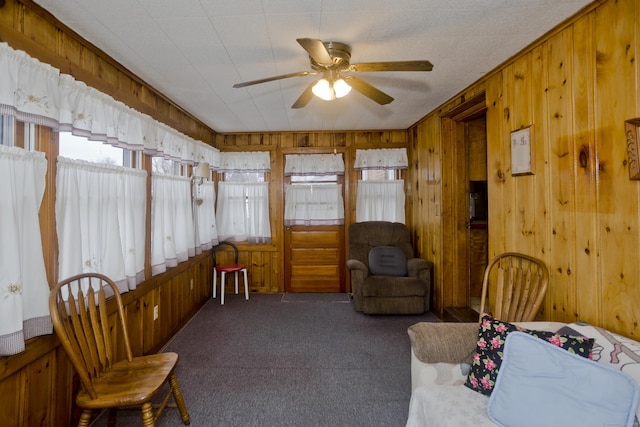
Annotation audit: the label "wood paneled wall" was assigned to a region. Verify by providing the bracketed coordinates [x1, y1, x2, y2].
[214, 131, 411, 296]
[4, 0, 640, 424]
[409, 0, 640, 339]
[0, 1, 218, 425]
[0, 254, 213, 427]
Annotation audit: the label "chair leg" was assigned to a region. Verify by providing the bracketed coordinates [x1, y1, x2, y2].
[242, 268, 249, 300]
[78, 410, 93, 427]
[169, 372, 191, 425]
[213, 268, 217, 299]
[140, 402, 154, 427]
[234, 271, 239, 294]
[221, 271, 226, 305]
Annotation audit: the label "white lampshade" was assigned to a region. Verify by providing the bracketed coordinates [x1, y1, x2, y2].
[312, 78, 352, 101]
[312, 78, 333, 101]
[333, 79, 351, 98]
[194, 162, 210, 179]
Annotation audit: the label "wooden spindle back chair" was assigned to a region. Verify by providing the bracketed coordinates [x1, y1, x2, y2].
[49, 273, 190, 427]
[478, 252, 549, 322]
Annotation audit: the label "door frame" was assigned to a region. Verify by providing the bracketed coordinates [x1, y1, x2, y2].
[281, 147, 350, 293]
[441, 93, 487, 309]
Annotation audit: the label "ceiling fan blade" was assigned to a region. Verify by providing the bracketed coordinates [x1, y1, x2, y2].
[291, 82, 316, 109]
[233, 71, 315, 88]
[344, 76, 394, 105]
[296, 38, 333, 66]
[349, 60, 434, 73]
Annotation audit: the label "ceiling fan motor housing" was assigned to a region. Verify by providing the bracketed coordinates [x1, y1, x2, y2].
[310, 41, 352, 70]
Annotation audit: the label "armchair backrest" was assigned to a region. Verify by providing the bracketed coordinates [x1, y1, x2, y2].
[348, 221, 414, 269]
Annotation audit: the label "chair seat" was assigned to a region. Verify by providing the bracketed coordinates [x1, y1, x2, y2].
[76, 353, 179, 409]
[215, 263, 245, 273]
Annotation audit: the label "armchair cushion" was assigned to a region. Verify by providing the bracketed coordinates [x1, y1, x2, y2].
[368, 246, 407, 276]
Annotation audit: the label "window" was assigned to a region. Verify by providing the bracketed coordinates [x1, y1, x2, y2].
[215, 152, 271, 244]
[0, 115, 36, 150]
[224, 172, 264, 183]
[283, 153, 345, 227]
[290, 174, 338, 184]
[354, 148, 407, 223]
[152, 157, 183, 175]
[56, 132, 147, 291]
[361, 169, 399, 181]
[59, 132, 126, 166]
[0, 115, 14, 146]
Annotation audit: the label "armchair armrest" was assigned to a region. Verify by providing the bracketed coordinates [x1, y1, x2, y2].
[407, 322, 478, 364]
[407, 258, 433, 278]
[346, 259, 368, 273]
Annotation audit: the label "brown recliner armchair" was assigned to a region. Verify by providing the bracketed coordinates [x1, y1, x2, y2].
[347, 221, 433, 314]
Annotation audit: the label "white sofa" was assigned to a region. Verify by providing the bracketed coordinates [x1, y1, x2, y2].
[406, 321, 640, 427]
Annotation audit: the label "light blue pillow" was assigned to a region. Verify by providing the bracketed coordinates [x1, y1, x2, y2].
[487, 332, 640, 427]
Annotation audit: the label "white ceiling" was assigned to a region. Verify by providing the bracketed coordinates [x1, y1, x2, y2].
[33, 0, 592, 134]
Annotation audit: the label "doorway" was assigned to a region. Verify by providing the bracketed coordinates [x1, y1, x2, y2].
[442, 93, 488, 321]
[282, 150, 346, 293]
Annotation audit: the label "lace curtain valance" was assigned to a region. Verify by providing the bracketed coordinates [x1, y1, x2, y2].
[284, 153, 344, 176]
[354, 148, 408, 170]
[0, 42, 219, 167]
[218, 151, 271, 172]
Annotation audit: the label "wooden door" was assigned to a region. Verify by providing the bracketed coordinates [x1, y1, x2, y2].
[285, 225, 345, 292]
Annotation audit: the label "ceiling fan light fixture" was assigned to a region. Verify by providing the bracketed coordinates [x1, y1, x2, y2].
[312, 78, 333, 100]
[312, 78, 351, 101]
[333, 78, 351, 98]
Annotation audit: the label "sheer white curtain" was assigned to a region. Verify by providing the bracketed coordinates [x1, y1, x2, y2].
[355, 180, 406, 223]
[151, 174, 196, 275]
[56, 157, 147, 292]
[284, 184, 345, 226]
[283, 153, 345, 226]
[216, 182, 271, 243]
[216, 151, 271, 243]
[193, 181, 218, 252]
[0, 145, 52, 356]
[354, 148, 407, 223]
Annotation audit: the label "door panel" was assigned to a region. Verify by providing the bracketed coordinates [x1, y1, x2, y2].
[285, 225, 345, 292]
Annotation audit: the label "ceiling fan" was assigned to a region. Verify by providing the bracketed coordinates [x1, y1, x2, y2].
[233, 38, 433, 109]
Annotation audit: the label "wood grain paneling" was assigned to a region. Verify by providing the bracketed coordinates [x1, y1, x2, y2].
[4, 0, 640, 425]
[409, 0, 640, 338]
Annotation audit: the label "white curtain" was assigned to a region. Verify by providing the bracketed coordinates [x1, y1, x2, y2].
[56, 157, 147, 292]
[284, 153, 344, 176]
[151, 174, 196, 275]
[0, 145, 52, 356]
[0, 42, 220, 169]
[284, 184, 345, 226]
[356, 180, 406, 223]
[354, 148, 408, 170]
[216, 182, 271, 243]
[193, 181, 219, 252]
[0, 43, 60, 128]
[219, 151, 271, 172]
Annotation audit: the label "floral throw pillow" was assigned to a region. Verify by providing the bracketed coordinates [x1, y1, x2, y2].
[464, 314, 594, 396]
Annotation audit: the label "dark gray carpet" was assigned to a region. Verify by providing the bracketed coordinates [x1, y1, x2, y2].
[93, 293, 439, 427]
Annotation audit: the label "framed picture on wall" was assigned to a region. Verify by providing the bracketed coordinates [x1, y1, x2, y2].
[510, 126, 534, 176]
